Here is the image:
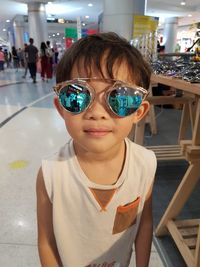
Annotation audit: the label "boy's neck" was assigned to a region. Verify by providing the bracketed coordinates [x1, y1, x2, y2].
[73, 140, 126, 185]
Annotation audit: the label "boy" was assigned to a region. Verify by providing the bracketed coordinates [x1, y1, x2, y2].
[36, 32, 157, 267]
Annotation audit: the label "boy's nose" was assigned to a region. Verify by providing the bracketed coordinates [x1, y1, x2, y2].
[84, 98, 110, 120]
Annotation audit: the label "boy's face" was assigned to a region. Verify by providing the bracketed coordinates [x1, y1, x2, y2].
[54, 61, 149, 154]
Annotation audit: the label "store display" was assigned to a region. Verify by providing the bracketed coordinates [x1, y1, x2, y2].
[151, 58, 200, 83]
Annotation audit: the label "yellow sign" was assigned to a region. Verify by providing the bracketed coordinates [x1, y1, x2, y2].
[133, 15, 159, 38]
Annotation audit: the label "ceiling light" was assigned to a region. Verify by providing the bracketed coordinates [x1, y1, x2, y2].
[85, 15, 90, 19]
[188, 14, 192, 17]
[3, 29, 6, 31]
[47, 17, 56, 21]
[180, 1, 186, 5]
[57, 33, 60, 35]
[17, 220, 25, 227]
[58, 18, 65, 24]
[6, 19, 10, 23]
[88, 3, 93, 7]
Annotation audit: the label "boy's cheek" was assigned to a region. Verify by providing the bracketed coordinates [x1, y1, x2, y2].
[53, 96, 65, 118]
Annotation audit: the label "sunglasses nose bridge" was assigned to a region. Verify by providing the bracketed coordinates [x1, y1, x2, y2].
[84, 91, 111, 117]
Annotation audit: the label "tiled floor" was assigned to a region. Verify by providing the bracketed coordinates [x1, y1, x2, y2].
[0, 67, 191, 267]
[0, 69, 65, 267]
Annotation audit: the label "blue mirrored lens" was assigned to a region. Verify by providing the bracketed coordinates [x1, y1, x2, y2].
[59, 84, 91, 113]
[108, 87, 143, 117]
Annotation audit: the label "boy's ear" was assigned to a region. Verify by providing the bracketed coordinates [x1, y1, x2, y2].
[133, 101, 150, 123]
[54, 96, 64, 118]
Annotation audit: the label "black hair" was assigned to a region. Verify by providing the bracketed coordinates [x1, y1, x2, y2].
[56, 32, 151, 89]
[40, 42, 47, 54]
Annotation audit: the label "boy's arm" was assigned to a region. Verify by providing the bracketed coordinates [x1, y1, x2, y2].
[36, 167, 62, 267]
[134, 184, 154, 267]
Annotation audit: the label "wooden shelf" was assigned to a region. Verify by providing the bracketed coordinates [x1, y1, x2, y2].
[147, 145, 185, 161]
[166, 219, 200, 267]
[146, 75, 200, 267]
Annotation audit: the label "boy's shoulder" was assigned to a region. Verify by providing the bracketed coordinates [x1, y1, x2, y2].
[127, 138, 155, 156]
[127, 139, 157, 182]
[43, 140, 72, 162]
[127, 138, 157, 168]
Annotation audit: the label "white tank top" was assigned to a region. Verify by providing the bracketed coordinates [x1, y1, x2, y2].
[42, 138, 157, 267]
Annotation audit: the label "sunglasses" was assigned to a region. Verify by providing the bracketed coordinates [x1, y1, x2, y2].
[53, 78, 148, 117]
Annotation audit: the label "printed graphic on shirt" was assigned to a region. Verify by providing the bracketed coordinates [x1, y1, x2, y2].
[112, 197, 140, 234]
[85, 261, 120, 267]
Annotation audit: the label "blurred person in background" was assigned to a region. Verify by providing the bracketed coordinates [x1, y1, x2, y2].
[3, 49, 11, 68]
[0, 47, 5, 71]
[45, 40, 54, 80]
[25, 38, 38, 83]
[40, 41, 49, 82]
[18, 48, 24, 68]
[11, 46, 19, 71]
[22, 43, 28, 78]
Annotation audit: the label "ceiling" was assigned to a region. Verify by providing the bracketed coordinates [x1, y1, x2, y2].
[0, 0, 200, 40]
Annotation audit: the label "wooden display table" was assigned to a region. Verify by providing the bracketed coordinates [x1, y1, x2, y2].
[134, 75, 197, 160]
[142, 75, 200, 267]
[151, 74, 200, 95]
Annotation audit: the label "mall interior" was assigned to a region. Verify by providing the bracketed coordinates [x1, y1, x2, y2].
[0, 0, 200, 266]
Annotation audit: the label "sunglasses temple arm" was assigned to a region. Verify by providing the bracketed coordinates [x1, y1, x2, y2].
[53, 85, 60, 95]
[143, 90, 149, 101]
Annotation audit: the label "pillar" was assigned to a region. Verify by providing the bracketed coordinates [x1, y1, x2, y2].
[163, 17, 178, 53]
[102, 0, 146, 40]
[27, 2, 48, 49]
[13, 15, 25, 49]
[7, 23, 15, 51]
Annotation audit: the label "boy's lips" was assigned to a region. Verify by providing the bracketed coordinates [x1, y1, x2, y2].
[84, 128, 112, 137]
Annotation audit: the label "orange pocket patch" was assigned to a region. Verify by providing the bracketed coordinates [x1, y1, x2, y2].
[112, 197, 140, 234]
